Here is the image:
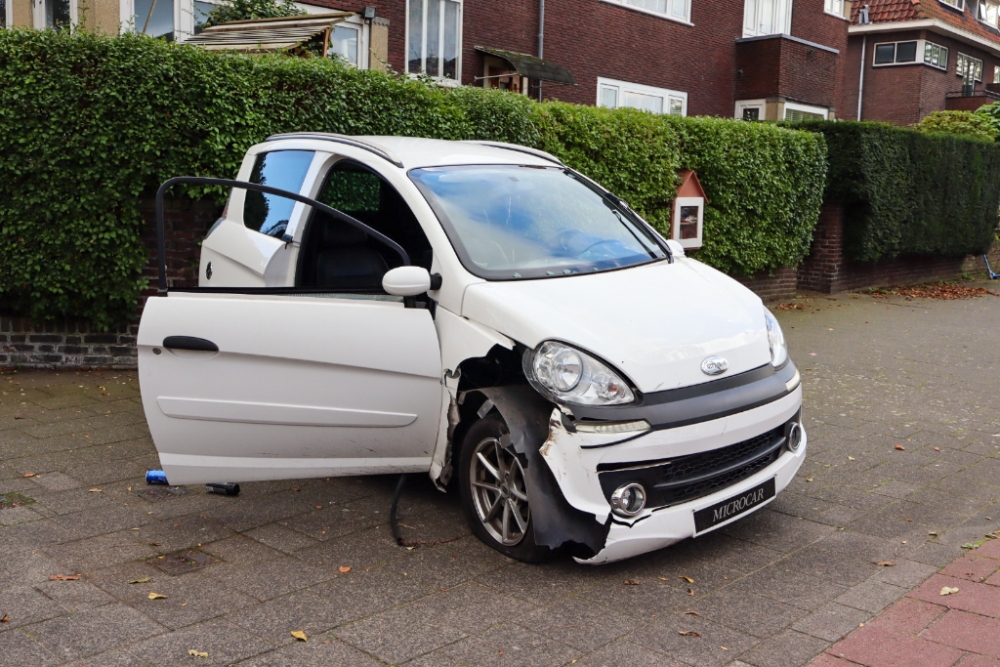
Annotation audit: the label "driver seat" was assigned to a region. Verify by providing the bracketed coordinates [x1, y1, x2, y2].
[314, 220, 389, 291]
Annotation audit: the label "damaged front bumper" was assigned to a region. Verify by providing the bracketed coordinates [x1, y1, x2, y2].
[541, 363, 806, 564]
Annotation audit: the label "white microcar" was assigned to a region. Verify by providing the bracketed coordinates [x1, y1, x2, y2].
[139, 134, 805, 564]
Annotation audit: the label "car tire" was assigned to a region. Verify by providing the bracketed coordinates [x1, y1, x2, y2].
[459, 413, 550, 563]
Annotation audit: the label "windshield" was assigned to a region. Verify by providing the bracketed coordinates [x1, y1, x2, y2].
[409, 165, 668, 280]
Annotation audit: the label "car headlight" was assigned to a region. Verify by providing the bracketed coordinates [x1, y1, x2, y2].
[764, 308, 788, 368]
[524, 341, 636, 406]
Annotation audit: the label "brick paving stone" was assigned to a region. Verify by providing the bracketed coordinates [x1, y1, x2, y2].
[834, 578, 909, 613]
[740, 629, 830, 667]
[910, 574, 1000, 617]
[438, 622, 580, 667]
[516, 594, 644, 652]
[868, 597, 947, 635]
[827, 625, 964, 667]
[128, 618, 271, 667]
[26, 603, 166, 662]
[922, 609, 1000, 656]
[940, 554, 1000, 582]
[333, 606, 467, 664]
[957, 656, 1000, 667]
[791, 602, 873, 643]
[630, 613, 758, 667]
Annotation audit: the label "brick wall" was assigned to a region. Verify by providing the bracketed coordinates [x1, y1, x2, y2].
[796, 200, 1000, 293]
[735, 35, 841, 111]
[735, 267, 800, 302]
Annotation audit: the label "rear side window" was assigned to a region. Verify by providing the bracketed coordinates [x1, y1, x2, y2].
[243, 150, 314, 238]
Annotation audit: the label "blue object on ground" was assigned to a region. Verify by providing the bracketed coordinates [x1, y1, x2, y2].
[145, 469, 169, 485]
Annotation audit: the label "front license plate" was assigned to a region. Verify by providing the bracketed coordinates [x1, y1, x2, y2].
[694, 477, 776, 534]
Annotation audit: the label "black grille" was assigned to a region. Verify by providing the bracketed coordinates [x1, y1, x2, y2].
[598, 424, 787, 510]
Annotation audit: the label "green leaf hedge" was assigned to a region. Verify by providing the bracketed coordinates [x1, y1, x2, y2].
[0, 29, 827, 325]
[791, 120, 1000, 262]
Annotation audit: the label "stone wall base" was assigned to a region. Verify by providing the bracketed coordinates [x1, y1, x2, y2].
[0, 317, 138, 369]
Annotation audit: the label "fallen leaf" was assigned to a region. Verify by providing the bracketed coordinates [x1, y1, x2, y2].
[0, 614, 8, 623]
[848, 456, 856, 461]
[14, 415, 24, 420]
[961, 543, 977, 550]
[315, 505, 323, 510]
[682, 611, 702, 616]
[875, 561, 896, 567]
[687, 588, 695, 596]
[934, 447, 941, 452]
[623, 580, 639, 586]
[678, 630, 701, 637]
[290, 630, 308, 642]
[22, 473, 35, 478]
[679, 576, 695, 584]
[894, 444, 906, 451]
[48, 574, 79, 581]
[338, 566, 352, 573]
[940, 587, 960, 596]
[187, 650, 208, 658]
[127, 578, 151, 584]
[721, 646, 729, 651]
[659, 577, 670, 581]
[147, 592, 167, 600]
[88, 488, 102, 493]
[929, 531, 939, 536]
[806, 477, 814, 482]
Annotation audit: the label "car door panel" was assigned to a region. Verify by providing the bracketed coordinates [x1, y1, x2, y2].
[138, 292, 442, 485]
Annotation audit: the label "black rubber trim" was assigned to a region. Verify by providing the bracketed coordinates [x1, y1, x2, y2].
[573, 362, 797, 438]
[162, 336, 219, 352]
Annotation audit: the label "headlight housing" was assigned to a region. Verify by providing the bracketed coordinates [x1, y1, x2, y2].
[764, 308, 788, 368]
[524, 341, 636, 406]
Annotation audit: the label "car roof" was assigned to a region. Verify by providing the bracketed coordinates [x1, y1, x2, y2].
[262, 133, 563, 170]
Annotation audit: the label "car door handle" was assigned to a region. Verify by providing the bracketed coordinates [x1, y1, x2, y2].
[162, 336, 219, 352]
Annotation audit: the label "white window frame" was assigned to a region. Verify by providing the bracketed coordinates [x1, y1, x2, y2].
[598, 0, 693, 26]
[939, 0, 964, 10]
[735, 98, 766, 120]
[873, 39, 947, 69]
[957, 52, 984, 81]
[783, 101, 829, 120]
[978, 0, 1000, 27]
[405, 0, 463, 82]
[995, 64, 1000, 82]
[34, 0, 78, 29]
[672, 196, 704, 249]
[297, 5, 368, 69]
[824, 0, 850, 20]
[121, 0, 179, 38]
[597, 77, 687, 116]
[2, 0, 11, 28]
[743, 0, 793, 37]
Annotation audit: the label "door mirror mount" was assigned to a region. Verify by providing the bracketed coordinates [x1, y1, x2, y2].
[383, 266, 432, 297]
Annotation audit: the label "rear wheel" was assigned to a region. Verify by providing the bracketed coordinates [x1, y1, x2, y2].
[459, 413, 550, 563]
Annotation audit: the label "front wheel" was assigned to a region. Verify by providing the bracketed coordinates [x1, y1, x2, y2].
[459, 414, 550, 563]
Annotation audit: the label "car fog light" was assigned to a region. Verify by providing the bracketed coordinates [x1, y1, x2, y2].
[787, 422, 803, 452]
[610, 483, 647, 517]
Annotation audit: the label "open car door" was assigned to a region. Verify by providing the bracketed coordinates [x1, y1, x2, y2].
[139, 176, 441, 486]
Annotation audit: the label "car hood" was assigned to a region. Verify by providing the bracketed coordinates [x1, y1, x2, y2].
[460, 257, 772, 394]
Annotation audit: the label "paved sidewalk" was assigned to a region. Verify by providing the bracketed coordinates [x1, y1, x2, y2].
[812, 538, 1000, 667]
[3, 285, 1000, 666]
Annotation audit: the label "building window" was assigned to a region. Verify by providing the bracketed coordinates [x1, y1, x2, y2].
[957, 53, 984, 81]
[330, 24, 361, 66]
[134, 0, 174, 38]
[743, 0, 792, 37]
[979, 0, 1000, 26]
[940, 0, 963, 9]
[603, 0, 691, 23]
[784, 102, 829, 121]
[33, 0, 73, 29]
[598, 77, 687, 115]
[1, 0, 7, 28]
[735, 99, 766, 120]
[873, 40, 918, 65]
[824, 0, 847, 17]
[192, 0, 213, 34]
[406, 0, 461, 80]
[924, 41, 948, 69]
[995, 64, 1000, 82]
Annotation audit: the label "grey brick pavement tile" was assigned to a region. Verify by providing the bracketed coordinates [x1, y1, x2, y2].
[812, 504, 871, 527]
[638, 532, 784, 578]
[280, 504, 385, 542]
[475, 561, 593, 607]
[767, 492, 838, 520]
[730, 566, 848, 612]
[720, 510, 835, 553]
[739, 629, 829, 667]
[803, 486, 894, 513]
[406, 582, 534, 634]
[439, 622, 580, 667]
[206, 556, 335, 602]
[129, 618, 271, 667]
[833, 578, 908, 613]
[34, 579, 114, 612]
[0, 505, 44, 526]
[60, 648, 154, 667]
[294, 526, 405, 571]
[243, 523, 319, 554]
[400, 651, 463, 666]
[202, 492, 314, 534]
[334, 606, 467, 664]
[309, 566, 437, 623]
[85, 561, 165, 601]
[791, 602, 873, 643]
[114, 572, 258, 630]
[0, 628, 61, 667]
[232, 635, 385, 666]
[868, 480, 923, 499]
[226, 590, 351, 646]
[25, 603, 165, 662]
[51, 505, 154, 542]
[134, 514, 235, 553]
[791, 531, 901, 586]
[515, 594, 642, 652]
[689, 587, 809, 639]
[630, 613, 757, 667]
[576, 575, 696, 620]
[570, 640, 691, 667]
[904, 540, 966, 567]
[44, 530, 159, 574]
[0, 587, 66, 631]
[382, 538, 512, 589]
[198, 535, 286, 566]
[0, 549, 72, 589]
[28, 472, 81, 492]
[870, 559, 937, 588]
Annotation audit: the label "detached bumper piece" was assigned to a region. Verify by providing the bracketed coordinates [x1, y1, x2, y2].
[597, 415, 798, 511]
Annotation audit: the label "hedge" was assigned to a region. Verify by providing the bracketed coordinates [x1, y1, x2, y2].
[792, 120, 1000, 262]
[0, 29, 826, 326]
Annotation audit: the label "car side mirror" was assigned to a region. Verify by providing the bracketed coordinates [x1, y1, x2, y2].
[666, 240, 686, 258]
[382, 266, 432, 296]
